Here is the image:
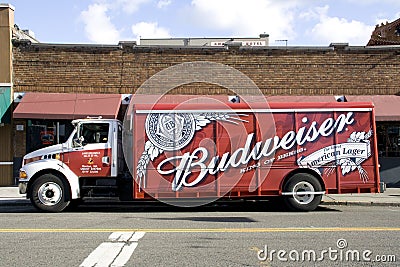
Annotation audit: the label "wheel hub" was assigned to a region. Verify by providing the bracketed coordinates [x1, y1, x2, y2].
[45, 190, 54, 198]
[38, 182, 62, 206]
[292, 181, 315, 205]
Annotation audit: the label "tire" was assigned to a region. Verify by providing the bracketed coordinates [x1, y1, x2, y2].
[30, 174, 70, 212]
[283, 173, 322, 212]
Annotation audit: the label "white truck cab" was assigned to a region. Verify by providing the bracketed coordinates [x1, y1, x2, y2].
[18, 118, 127, 212]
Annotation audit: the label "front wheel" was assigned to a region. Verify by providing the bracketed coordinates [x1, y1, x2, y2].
[30, 174, 70, 212]
[283, 173, 322, 212]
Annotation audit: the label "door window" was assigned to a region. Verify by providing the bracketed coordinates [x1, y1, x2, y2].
[79, 123, 110, 145]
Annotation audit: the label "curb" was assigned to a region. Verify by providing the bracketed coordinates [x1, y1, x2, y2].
[321, 201, 400, 207]
[0, 199, 31, 206]
[1, 199, 399, 208]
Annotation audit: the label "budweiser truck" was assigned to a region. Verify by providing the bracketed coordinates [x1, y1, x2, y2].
[18, 101, 381, 212]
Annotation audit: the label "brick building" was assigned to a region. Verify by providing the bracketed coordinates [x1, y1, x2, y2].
[367, 18, 400, 46]
[2, 4, 400, 186]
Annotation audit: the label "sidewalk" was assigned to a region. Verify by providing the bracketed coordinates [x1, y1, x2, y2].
[0, 186, 400, 207]
[321, 188, 400, 207]
[0, 186, 29, 206]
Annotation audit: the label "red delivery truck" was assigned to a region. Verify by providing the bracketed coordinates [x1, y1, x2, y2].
[18, 101, 381, 212]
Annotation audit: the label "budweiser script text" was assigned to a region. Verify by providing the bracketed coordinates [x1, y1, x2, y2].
[157, 112, 355, 191]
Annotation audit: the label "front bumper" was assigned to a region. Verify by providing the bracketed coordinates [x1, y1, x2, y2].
[18, 181, 27, 194]
[380, 182, 386, 193]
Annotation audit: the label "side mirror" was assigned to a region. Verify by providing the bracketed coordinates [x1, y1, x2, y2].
[73, 136, 84, 147]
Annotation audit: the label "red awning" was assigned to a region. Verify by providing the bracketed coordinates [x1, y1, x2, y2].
[13, 93, 121, 120]
[266, 95, 400, 121]
[346, 95, 400, 122]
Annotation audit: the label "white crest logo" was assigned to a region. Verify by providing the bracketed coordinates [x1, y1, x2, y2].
[145, 113, 196, 151]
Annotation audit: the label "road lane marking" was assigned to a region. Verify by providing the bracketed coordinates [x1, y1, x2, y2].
[0, 227, 399, 233]
[108, 232, 135, 242]
[130, 231, 146, 242]
[111, 243, 139, 267]
[80, 242, 125, 267]
[80, 231, 146, 267]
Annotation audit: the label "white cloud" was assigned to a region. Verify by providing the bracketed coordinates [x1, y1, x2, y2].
[80, 3, 121, 44]
[116, 0, 151, 14]
[344, 0, 400, 5]
[132, 22, 171, 40]
[189, 0, 300, 40]
[81, 1, 173, 43]
[308, 6, 374, 45]
[299, 5, 326, 21]
[375, 12, 400, 26]
[157, 0, 172, 9]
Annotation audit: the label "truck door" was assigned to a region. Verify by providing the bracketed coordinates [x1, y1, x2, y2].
[66, 122, 113, 177]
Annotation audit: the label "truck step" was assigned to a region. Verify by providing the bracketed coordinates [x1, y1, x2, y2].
[81, 185, 120, 198]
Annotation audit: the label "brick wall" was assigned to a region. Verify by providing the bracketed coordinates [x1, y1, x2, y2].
[12, 43, 400, 96]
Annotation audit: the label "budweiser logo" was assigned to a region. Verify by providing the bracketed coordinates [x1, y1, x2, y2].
[155, 112, 356, 191]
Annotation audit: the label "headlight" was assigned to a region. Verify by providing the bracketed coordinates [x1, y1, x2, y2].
[19, 170, 27, 179]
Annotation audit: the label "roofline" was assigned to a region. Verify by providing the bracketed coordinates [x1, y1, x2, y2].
[29, 42, 121, 49]
[363, 45, 400, 50]
[0, 3, 15, 10]
[12, 40, 400, 52]
[12, 40, 121, 49]
[240, 46, 334, 51]
[140, 35, 269, 41]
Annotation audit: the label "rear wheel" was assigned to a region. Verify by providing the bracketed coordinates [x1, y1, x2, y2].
[30, 174, 70, 212]
[283, 173, 322, 211]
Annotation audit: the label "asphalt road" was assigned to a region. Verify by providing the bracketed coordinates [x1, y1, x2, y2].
[0, 202, 398, 267]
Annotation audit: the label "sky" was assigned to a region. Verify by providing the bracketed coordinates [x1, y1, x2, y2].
[8, 0, 400, 46]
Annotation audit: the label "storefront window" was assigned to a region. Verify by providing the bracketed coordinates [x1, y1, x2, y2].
[377, 123, 400, 157]
[26, 120, 74, 153]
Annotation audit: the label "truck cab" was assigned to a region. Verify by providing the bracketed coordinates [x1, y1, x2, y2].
[18, 118, 129, 212]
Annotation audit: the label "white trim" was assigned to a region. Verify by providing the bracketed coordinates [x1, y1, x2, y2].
[0, 83, 12, 87]
[0, 162, 13, 165]
[0, 4, 15, 11]
[21, 159, 81, 199]
[136, 108, 372, 114]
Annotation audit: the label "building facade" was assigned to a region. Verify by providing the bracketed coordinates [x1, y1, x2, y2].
[0, 4, 15, 185]
[139, 33, 269, 47]
[367, 18, 400, 46]
[2, 4, 400, 186]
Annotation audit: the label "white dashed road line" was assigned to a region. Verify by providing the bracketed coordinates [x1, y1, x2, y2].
[129, 231, 146, 242]
[80, 231, 146, 267]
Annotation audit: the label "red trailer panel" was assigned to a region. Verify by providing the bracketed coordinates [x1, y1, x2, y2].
[131, 102, 380, 210]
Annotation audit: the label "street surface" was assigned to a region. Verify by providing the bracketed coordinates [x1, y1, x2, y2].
[0, 202, 398, 266]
